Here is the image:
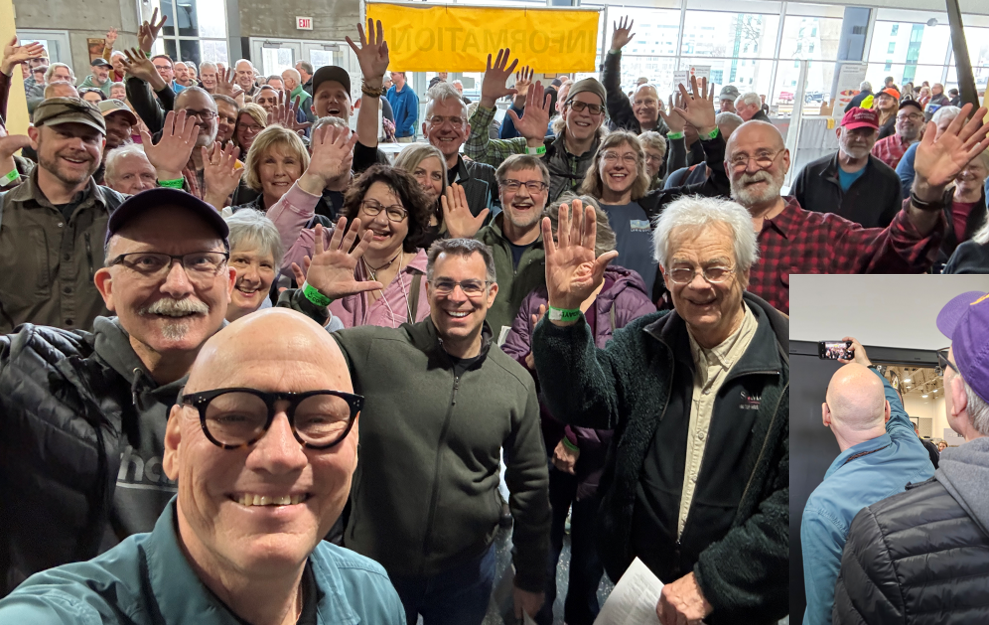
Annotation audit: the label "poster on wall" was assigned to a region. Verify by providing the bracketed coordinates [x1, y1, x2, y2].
[88, 38, 106, 62]
[672, 65, 710, 92]
[833, 62, 868, 119]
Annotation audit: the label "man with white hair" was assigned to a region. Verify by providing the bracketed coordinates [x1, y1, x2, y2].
[234, 59, 258, 97]
[605, 18, 669, 135]
[282, 67, 315, 123]
[44, 63, 75, 87]
[103, 143, 157, 195]
[800, 338, 932, 625]
[734, 92, 769, 122]
[198, 61, 218, 94]
[833, 293, 989, 624]
[451, 79, 470, 104]
[533, 196, 789, 624]
[723, 102, 989, 314]
[844, 80, 873, 113]
[423, 81, 498, 216]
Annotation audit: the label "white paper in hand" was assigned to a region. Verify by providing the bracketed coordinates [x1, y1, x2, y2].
[593, 558, 663, 625]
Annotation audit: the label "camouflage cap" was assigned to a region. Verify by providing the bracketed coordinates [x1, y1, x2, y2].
[33, 97, 106, 135]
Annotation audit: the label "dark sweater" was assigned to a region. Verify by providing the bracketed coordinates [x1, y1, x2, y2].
[792, 153, 903, 228]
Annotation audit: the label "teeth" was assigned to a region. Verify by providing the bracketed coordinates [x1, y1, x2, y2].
[447, 311, 469, 317]
[236, 493, 306, 506]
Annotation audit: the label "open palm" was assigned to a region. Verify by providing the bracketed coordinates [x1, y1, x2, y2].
[304, 221, 384, 299]
[914, 103, 989, 189]
[508, 81, 551, 141]
[543, 199, 618, 312]
[347, 18, 389, 83]
[441, 183, 488, 239]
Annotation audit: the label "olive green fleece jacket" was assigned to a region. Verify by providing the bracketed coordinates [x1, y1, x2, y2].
[331, 318, 551, 591]
[474, 213, 546, 338]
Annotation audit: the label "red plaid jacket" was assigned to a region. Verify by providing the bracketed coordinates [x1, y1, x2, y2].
[749, 196, 943, 313]
[871, 134, 913, 170]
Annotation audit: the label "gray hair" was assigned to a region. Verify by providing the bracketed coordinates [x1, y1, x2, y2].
[426, 238, 497, 284]
[109, 81, 126, 91]
[961, 377, 989, 436]
[932, 105, 962, 125]
[311, 116, 349, 131]
[104, 143, 151, 183]
[860, 81, 873, 91]
[282, 68, 301, 84]
[652, 195, 759, 272]
[716, 112, 744, 139]
[735, 92, 761, 109]
[639, 131, 667, 158]
[452, 80, 464, 88]
[225, 209, 285, 270]
[543, 193, 616, 257]
[298, 61, 314, 75]
[496, 154, 551, 187]
[200, 62, 217, 73]
[235, 58, 254, 69]
[44, 63, 75, 83]
[425, 82, 468, 120]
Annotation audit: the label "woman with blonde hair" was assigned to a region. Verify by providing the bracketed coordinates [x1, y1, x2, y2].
[393, 143, 448, 246]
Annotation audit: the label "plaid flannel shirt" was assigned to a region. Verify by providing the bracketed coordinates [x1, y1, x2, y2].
[871, 134, 914, 170]
[749, 196, 943, 313]
[465, 104, 527, 167]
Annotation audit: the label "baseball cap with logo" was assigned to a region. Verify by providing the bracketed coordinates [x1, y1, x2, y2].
[840, 107, 879, 131]
[936, 291, 989, 402]
[99, 99, 138, 126]
[33, 97, 106, 135]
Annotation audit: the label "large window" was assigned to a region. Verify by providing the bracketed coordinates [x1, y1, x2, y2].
[867, 12, 953, 88]
[151, 0, 229, 68]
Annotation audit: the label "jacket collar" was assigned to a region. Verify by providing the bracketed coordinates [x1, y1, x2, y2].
[763, 196, 807, 241]
[409, 316, 495, 369]
[820, 152, 877, 184]
[454, 155, 471, 182]
[8, 167, 107, 213]
[825, 433, 893, 479]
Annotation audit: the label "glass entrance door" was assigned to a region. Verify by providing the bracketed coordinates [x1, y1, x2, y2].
[249, 39, 303, 76]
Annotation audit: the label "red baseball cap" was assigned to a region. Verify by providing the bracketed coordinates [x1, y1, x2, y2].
[840, 107, 879, 131]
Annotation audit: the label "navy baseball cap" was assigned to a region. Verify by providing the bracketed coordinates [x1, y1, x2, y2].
[105, 188, 229, 247]
[936, 291, 989, 402]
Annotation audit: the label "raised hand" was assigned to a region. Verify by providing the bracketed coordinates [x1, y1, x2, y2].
[672, 75, 716, 137]
[202, 141, 243, 210]
[441, 183, 489, 239]
[298, 124, 358, 194]
[2, 37, 46, 76]
[0, 128, 31, 180]
[659, 92, 686, 134]
[346, 18, 389, 86]
[611, 16, 635, 52]
[139, 109, 199, 180]
[105, 28, 118, 47]
[507, 81, 551, 143]
[542, 199, 618, 319]
[215, 67, 243, 99]
[122, 48, 166, 91]
[479, 48, 520, 109]
[138, 7, 168, 54]
[271, 91, 311, 134]
[913, 103, 989, 197]
[513, 65, 533, 99]
[303, 221, 384, 299]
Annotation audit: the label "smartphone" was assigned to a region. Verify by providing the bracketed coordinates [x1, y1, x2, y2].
[819, 340, 853, 360]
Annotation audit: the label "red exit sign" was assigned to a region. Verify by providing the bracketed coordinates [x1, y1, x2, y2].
[296, 17, 313, 30]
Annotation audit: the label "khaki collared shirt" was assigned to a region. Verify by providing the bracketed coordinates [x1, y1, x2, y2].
[678, 303, 758, 537]
[0, 170, 118, 333]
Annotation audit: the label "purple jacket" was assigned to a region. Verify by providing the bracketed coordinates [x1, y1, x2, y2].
[501, 265, 656, 499]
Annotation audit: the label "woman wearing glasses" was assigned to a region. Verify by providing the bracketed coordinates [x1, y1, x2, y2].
[233, 103, 267, 155]
[941, 149, 989, 273]
[329, 165, 435, 328]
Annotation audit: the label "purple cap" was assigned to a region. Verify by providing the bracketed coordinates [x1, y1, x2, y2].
[105, 187, 229, 247]
[936, 291, 989, 402]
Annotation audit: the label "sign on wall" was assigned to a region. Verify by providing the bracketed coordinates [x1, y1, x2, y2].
[366, 3, 600, 73]
[296, 17, 313, 31]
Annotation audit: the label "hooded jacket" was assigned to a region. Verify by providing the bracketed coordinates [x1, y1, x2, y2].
[833, 437, 989, 625]
[532, 292, 789, 624]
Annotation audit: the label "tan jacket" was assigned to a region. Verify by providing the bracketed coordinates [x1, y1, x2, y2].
[0, 170, 125, 333]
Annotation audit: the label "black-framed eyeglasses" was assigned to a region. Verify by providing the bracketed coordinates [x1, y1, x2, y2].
[501, 179, 548, 193]
[108, 252, 229, 281]
[937, 348, 958, 376]
[431, 278, 492, 297]
[183, 108, 217, 121]
[179, 388, 363, 450]
[360, 200, 408, 223]
[668, 265, 735, 285]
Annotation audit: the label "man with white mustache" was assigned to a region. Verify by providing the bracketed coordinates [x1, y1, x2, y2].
[726, 103, 989, 314]
[792, 107, 903, 228]
[0, 188, 334, 596]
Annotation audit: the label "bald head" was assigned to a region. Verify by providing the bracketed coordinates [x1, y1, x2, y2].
[186, 308, 350, 395]
[725, 120, 785, 159]
[825, 364, 887, 432]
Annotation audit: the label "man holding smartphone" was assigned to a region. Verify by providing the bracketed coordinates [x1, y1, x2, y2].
[800, 337, 934, 625]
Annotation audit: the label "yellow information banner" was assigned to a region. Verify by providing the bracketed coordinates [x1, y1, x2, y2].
[366, 3, 601, 73]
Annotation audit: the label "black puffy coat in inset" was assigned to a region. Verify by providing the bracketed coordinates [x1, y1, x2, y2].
[833, 477, 989, 625]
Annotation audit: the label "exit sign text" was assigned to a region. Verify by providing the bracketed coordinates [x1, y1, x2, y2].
[296, 17, 313, 30]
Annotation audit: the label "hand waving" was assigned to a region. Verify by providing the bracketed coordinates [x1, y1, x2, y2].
[105, 28, 118, 47]
[513, 65, 534, 99]
[202, 141, 243, 210]
[611, 16, 635, 52]
[2, 37, 46, 76]
[441, 183, 489, 239]
[303, 221, 384, 299]
[138, 8, 168, 54]
[121, 48, 163, 87]
[913, 103, 989, 196]
[507, 81, 551, 142]
[659, 91, 686, 133]
[302, 124, 358, 191]
[480, 48, 520, 108]
[215, 67, 243, 99]
[271, 91, 311, 134]
[346, 18, 389, 87]
[672, 75, 716, 137]
[140, 109, 199, 180]
[542, 199, 618, 317]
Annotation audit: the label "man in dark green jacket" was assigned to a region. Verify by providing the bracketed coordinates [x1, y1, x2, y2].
[533, 195, 788, 625]
[285, 234, 551, 624]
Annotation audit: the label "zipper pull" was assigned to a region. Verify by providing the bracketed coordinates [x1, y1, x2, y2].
[452, 376, 460, 405]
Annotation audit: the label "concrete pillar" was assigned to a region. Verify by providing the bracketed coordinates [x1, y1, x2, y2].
[830, 6, 871, 100]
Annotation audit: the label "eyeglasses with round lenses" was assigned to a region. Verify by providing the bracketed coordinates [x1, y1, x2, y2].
[602, 151, 639, 165]
[431, 278, 492, 297]
[668, 265, 735, 285]
[728, 149, 784, 172]
[180, 388, 363, 449]
[108, 251, 229, 283]
[360, 200, 408, 223]
[569, 101, 605, 115]
[501, 179, 549, 193]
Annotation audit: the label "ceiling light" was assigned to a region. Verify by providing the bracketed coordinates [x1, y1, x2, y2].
[903, 378, 911, 383]
[922, 394, 929, 398]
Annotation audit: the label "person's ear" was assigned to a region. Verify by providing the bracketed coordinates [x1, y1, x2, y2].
[486, 281, 499, 306]
[28, 125, 41, 150]
[950, 375, 968, 417]
[884, 400, 891, 424]
[163, 404, 184, 481]
[822, 402, 831, 427]
[781, 149, 791, 175]
[94, 267, 116, 311]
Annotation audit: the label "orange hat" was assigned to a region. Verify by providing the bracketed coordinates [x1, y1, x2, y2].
[880, 87, 901, 100]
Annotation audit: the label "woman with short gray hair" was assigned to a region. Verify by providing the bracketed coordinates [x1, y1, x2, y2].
[224, 209, 284, 322]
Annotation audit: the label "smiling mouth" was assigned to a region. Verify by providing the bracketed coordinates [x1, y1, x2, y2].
[444, 309, 471, 318]
[61, 156, 89, 165]
[232, 493, 310, 507]
[236, 285, 261, 296]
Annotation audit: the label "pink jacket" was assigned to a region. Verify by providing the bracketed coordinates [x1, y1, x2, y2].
[329, 248, 432, 328]
[265, 181, 332, 271]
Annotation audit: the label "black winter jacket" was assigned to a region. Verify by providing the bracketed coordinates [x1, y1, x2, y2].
[792, 153, 903, 228]
[833, 438, 989, 625]
[601, 51, 669, 137]
[532, 292, 789, 624]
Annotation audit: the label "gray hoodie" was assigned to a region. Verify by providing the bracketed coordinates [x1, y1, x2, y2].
[936, 436, 989, 536]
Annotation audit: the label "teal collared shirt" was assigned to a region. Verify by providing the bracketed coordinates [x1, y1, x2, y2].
[800, 369, 934, 625]
[0, 498, 405, 624]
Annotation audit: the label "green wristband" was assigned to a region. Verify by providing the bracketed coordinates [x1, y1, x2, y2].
[547, 306, 581, 322]
[562, 437, 580, 452]
[157, 178, 185, 189]
[703, 128, 719, 140]
[526, 144, 547, 155]
[1, 168, 18, 188]
[302, 282, 333, 307]
[667, 131, 685, 140]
